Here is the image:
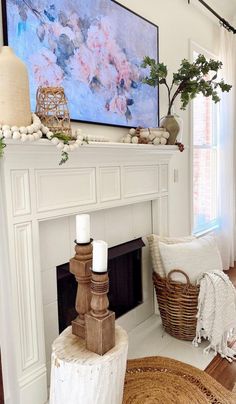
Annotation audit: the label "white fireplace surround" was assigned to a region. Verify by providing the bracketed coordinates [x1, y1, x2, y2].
[0, 140, 177, 404]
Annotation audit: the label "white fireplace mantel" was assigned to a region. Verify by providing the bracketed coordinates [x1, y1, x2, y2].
[0, 140, 177, 404]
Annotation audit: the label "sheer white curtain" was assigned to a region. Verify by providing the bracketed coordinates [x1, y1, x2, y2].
[216, 28, 235, 269]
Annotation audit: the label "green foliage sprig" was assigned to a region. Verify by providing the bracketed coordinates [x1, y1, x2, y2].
[0, 138, 6, 158]
[52, 133, 89, 165]
[142, 54, 232, 115]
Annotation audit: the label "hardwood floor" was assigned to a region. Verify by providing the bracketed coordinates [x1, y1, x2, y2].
[205, 266, 236, 391]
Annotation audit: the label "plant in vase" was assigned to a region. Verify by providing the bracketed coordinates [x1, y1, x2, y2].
[141, 54, 232, 144]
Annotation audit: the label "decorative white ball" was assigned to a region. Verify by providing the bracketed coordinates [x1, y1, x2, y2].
[63, 145, 70, 152]
[12, 131, 21, 140]
[32, 113, 40, 122]
[153, 137, 160, 145]
[131, 136, 139, 144]
[76, 139, 82, 145]
[129, 128, 136, 135]
[11, 126, 19, 132]
[42, 126, 49, 135]
[148, 133, 156, 141]
[28, 134, 35, 141]
[2, 125, 10, 131]
[37, 130, 42, 138]
[19, 126, 27, 134]
[160, 137, 167, 145]
[34, 124, 41, 131]
[56, 142, 64, 150]
[124, 134, 131, 143]
[33, 133, 40, 140]
[47, 131, 54, 139]
[51, 137, 59, 145]
[26, 125, 34, 134]
[162, 132, 170, 139]
[21, 134, 28, 142]
[31, 124, 38, 132]
[4, 130, 12, 138]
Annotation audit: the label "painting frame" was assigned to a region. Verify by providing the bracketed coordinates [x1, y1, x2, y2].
[1, 0, 159, 128]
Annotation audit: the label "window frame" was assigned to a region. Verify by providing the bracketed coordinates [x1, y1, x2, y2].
[190, 41, 219, 236]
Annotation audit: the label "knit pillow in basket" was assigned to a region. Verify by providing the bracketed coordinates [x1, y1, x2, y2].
[159, 235, 223, 284]
[147, 234, 195, 278]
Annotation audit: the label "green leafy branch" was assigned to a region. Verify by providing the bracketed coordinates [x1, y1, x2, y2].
[141, 54, 232, 115]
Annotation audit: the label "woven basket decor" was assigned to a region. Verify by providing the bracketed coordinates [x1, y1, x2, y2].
[153, 269, 200, 341]
[123, 356, 236, 404]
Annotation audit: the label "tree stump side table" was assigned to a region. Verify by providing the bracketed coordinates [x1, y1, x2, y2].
[49, 325, 128, 404]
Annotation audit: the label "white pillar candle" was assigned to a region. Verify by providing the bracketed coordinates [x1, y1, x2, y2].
[76, 214, 90, 244]
[92, 240, 108, 273]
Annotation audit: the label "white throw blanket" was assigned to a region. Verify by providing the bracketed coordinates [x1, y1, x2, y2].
[193, 270, 236, 362]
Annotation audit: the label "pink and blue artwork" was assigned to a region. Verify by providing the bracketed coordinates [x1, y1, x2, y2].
[3, 0, 159, 127]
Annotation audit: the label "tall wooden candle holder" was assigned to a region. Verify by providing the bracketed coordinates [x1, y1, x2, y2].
[69, 240, 92, 339]
[85, 271, 115, 355]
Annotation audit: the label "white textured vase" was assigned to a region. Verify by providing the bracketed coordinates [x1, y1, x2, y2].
[0, 46, 31, 126]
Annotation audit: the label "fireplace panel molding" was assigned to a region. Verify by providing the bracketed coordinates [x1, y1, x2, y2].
[11, 169, 31, 217]
[35, 167, 97, 212]
[0, 141, 177, 404]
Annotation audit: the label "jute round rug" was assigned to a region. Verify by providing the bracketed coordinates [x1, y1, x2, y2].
[123, 356, 236, 403]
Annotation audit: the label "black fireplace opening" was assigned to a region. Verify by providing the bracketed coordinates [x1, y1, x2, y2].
[56, 238, 144, 333]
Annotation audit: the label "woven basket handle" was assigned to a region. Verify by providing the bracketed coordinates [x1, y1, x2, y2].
[167, 269, 191, 287]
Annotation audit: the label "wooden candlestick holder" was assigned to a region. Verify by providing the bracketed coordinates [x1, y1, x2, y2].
[69, 240, 92, 339]
[85, 271, 115, 355]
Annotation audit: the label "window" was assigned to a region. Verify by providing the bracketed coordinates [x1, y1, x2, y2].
[192, 47, 219, 234]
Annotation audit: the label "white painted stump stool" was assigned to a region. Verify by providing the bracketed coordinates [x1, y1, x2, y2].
[49, 325, 128, 404]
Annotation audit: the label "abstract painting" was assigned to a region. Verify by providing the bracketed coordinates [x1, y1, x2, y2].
[2, 0, 159, 127]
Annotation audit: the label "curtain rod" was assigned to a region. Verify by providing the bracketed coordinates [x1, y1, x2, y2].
[188, 0, 236, 34]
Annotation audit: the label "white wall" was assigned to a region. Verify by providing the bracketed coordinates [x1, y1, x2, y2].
[0, 0, 221, 236]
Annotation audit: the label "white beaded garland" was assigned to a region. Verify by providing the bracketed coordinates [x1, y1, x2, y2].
[153, 137, 160, 145]
[121, 127, 170, 146]
[51, 137, 59, 145]
[63, 145, 70, 152]
[4, 130, 12, 138]
[28, 134, 35, 142]
[56, 142, 64, 150]
[11, 126, 19, 132]
[19, 126, 27, 134]
[2, 125, 10, 131]
[160, 137, 167, 145]
[42, 126, 49, 135]
[12, 132, 21, 140]
[47, 131, 54, 139]
[0, 113, 88, 165]
[26, 125, 34, 134]
[21, 134, 28, 142]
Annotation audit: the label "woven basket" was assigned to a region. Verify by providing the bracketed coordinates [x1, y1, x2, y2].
[153, 270, 200, 341]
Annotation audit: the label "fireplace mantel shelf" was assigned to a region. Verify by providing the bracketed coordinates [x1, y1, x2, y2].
[4, 138, 178, 153]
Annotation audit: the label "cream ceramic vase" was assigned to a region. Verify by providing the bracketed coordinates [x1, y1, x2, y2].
[0, 46, 31, 126]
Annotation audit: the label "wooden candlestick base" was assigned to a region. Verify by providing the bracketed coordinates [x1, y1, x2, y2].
[69, 241, 92, 339]
[85, 272, 115, 355]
